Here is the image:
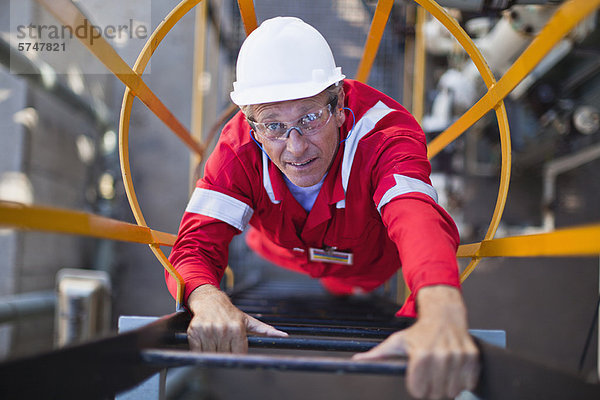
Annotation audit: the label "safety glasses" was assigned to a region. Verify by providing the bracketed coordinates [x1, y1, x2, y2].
[248, 96, 338, 141]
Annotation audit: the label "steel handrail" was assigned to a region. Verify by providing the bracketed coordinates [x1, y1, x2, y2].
[0, 201, 176, 246]
[457, 223, 600, 258]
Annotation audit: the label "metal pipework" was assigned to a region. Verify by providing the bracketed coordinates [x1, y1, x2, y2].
[0, 291, 55, 324]
[542, 142, 600, 231]
[436, 0, 560, 12]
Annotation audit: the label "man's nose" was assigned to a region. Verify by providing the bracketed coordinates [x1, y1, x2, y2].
[285, 128, 308, 155]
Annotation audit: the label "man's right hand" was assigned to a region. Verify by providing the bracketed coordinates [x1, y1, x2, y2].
[186, 284, 288, 353]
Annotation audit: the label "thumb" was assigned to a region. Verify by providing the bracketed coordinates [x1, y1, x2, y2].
[352, 331, 408, 361]
[245, 315, 288, 337]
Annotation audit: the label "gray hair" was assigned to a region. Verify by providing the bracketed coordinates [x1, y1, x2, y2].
[242, 80, 343, 121]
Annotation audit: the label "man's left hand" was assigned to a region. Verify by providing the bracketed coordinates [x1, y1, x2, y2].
[353, 285, 479, 399]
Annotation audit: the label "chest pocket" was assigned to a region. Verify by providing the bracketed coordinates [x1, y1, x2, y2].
[325, 206, 381, 248]
[252, 201, 305, 249]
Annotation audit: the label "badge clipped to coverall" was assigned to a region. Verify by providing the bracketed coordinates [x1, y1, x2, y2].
[309, 246, 353, 265]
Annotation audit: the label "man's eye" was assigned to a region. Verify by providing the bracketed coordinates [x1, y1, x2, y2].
[265, 122, 285, 132]
[300, 111, 321, 125]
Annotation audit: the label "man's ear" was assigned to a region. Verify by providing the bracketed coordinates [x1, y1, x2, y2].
[250, 128, 264, 146]
[335, 87, 346, 127]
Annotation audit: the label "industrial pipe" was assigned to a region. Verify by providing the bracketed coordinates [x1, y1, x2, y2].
[436, 0, 560, 12]
[0, 291, 56, 324]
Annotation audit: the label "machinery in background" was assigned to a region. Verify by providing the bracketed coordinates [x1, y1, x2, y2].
[421, 2, 599, 238]
[55, 268, 111, 347]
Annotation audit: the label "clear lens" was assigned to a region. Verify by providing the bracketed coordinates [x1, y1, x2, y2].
[252, 102, 334, 140]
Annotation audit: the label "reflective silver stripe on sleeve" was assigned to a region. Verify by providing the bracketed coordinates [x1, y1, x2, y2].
[336, 101, 394, 209]
[185, 188, 254, 231]
[377, 174, 439, 213]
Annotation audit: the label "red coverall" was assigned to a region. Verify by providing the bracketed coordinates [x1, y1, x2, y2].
[167, 80, 460, 317]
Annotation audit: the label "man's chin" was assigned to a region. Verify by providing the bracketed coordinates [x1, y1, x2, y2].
[284, 172, 322, 188]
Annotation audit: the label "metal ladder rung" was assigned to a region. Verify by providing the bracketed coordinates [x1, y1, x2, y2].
[141, 349, 407, 375]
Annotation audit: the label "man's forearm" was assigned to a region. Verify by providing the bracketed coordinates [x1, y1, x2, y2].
[187, 284, 224, 311]
[416, 284, 468, 325]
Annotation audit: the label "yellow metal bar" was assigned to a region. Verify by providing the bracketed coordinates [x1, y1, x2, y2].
[412, 6, 427, 122]
[460, 102, 512, 282]
[412, 0, 497, 98]
[457, 224, 600, 258]
[396, 4, 417, 302]
[483, 105, 512, 239]
[120, 0, 207, 226]
[119, 92, 146, 227]
[224, 266, 235, 292]
[414, 0, 512, 280]
[190, 1, 208, 191]
[35, 0, 205, 156]
[150, 244, 186, 312]
[427, 0, 600, 158]
[131, 0, 203, 75]
[418, 0, 599, 281]
[460, 258, 481, 284]
[237, 0, 258, 35]
[402, 4, 416, 112]
[0, 201, 176, 246]
[355, 0, 394, 83]
[119, 0, 210, 310]
[456, 243, 481, 258]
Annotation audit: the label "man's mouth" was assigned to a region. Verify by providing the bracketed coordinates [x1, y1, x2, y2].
[287, 158, 315, 167]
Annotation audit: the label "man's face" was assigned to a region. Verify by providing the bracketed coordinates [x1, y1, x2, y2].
[250, 91, 345, 187]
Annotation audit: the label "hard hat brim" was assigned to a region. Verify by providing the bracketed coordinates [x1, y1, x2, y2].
[230, 74, 345, 106]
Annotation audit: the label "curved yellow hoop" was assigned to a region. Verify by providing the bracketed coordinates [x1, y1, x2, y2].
[119, 0, 204, 310]
[419, 0, 598, 281]
[119, 0, 599, 311]
[118, 0, 507, 309]
[412, 0, 597, 281]
[404, 0, 511, 281]
[353, 0, 511, 282]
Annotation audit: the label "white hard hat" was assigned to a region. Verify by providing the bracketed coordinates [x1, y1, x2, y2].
[230, 17, 345, 106]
